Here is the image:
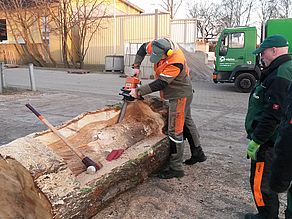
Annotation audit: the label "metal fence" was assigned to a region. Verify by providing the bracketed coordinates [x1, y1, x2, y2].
[84, 12, 170, 66]
[170, 19, 198, 52]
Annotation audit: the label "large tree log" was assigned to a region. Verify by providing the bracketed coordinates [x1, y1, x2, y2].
[0, 96, 169, 218]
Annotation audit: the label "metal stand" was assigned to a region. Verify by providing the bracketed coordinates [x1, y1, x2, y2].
[0, 62, 4, 93]
[28, 63, 36, 91]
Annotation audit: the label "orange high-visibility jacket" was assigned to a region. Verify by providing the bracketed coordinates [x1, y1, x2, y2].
[134, 41, 193, 99]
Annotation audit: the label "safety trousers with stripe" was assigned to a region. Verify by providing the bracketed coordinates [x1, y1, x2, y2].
[250, 145, 279, 219]
[168, 95, 195, 172]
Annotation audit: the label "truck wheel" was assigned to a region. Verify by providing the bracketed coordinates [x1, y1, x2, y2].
[234, 73, 256, 93]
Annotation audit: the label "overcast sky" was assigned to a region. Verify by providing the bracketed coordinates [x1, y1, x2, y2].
[128, 0, 190, 18]
[128, 0, 164, 12]
[128, 0, 261, 34]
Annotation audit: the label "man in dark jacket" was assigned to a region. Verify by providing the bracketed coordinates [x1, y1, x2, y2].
[270, 84, 292, 219]
[244, 34, 292, 219]
[130, 38, 206, 179]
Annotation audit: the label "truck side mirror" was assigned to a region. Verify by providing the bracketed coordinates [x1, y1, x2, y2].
[219, 45, 228, 56]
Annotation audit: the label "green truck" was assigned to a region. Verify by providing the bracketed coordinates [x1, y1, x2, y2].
[213, 18, 292, 92]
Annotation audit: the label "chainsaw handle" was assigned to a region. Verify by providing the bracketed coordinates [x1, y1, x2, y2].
[120, 88, 131, 93]
[136, 95, 144, 100]
[25, 103, 41, 117]
[119, 91, 144, 101]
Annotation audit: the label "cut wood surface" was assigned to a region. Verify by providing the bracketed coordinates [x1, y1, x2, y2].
[0, 156, 53, 219]
[0, 96, 169, 218]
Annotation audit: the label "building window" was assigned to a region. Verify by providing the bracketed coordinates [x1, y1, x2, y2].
[41, 16, 50, 45]
[0, 19, 7, 42]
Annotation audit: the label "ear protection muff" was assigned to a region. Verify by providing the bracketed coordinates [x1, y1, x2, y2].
[163, 38, 174, 56]
[152, 39, 174, 56]
[166, 48, 173, 56]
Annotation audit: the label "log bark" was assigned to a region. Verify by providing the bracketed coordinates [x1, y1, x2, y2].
[0, 96, 169, 218]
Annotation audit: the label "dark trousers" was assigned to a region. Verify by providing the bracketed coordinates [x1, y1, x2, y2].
[286, 186, 292, 219]
[250, 146, 279, 219]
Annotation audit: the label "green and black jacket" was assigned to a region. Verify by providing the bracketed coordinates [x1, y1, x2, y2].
[270, 84, 292, 192]
[245, 54, 292, 145]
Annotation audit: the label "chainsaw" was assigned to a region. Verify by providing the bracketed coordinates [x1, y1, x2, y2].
[117, 75, 141, 123]
[106, 76, 142, 161]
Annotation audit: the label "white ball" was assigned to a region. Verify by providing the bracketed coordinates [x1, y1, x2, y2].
[86, 166, 96, 174]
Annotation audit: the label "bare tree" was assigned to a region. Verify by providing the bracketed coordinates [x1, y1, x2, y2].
[188, 0, 253, 39]
[187, 2, 223, 38]
[258, 0, 278, 22]
[72, 0, 109, 69]
[219, 0, 253, 27]
[0, 0, 111, 68]
[0, 0, 56, 66]
[39, 0, 110, 68]
[159, 0, 183, 19]
[188, 0, 291, 41]
[255, 0, 292, 33]
[278, 0, 292, 17]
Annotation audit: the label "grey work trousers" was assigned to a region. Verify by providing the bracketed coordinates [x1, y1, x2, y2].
[168, 94, 200, 171]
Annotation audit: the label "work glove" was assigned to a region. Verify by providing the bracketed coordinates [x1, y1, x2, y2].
[132, 68, 141, 77]
[129, 88, 143, 99]
[129, 88, 138, 98]
[246, 140, 260, 161]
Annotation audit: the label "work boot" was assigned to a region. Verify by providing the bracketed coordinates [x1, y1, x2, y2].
[157, 168, 184, 179]
[244, 213, 265, 219]
[184, 153, 207, 165]
[185, 144, 207, 165]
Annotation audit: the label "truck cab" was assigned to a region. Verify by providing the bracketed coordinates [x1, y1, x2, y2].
[213, 27, 260, 93]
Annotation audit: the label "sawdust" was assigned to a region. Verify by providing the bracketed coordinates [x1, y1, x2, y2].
[33, 100, 165, 176]
[0, 97, 167, 218]
[77, 135, 164, 185]
[0, 88, 41, 102]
